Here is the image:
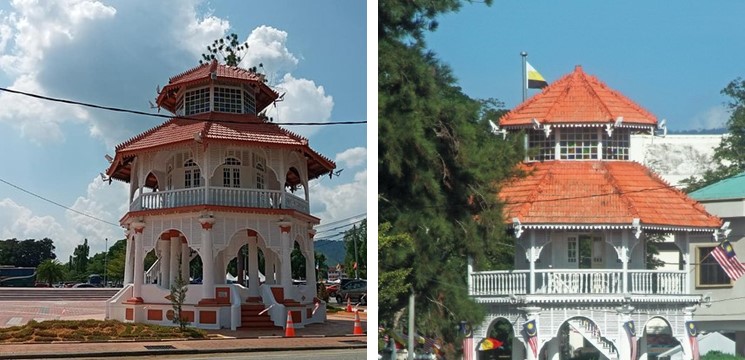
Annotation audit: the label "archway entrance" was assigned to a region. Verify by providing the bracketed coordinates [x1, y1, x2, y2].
[478, 318, 513, 360]
[557, 317, 617, 360]
[643, 317, 680, 360]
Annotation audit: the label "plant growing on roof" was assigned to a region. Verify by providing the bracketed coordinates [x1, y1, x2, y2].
[200, 33, 249, 67]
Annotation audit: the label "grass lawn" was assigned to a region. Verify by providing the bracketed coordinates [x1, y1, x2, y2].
[0, 319, 207, 343]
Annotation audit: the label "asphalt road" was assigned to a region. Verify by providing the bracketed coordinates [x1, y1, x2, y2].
[65, 349, 367, 360]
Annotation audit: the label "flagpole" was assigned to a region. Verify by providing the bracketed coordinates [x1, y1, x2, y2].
[521, 51, 528, 102]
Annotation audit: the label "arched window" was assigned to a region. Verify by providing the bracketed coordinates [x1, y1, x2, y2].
[184, 159, 201, 188]
[223, 157, 241, 188]
[254, 155, 266, 189]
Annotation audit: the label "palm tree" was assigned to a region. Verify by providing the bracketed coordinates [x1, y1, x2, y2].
[36, 259, 64, 287]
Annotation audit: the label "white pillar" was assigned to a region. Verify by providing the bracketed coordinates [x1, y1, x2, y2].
[169, 233, 180, 286]
[247, 235, 260, 297]
[199, 216, 216, 302]
[181, 238, 189, 282]
[131, 221, 145, 303]
[305, 229, 317, 297]
[278, 221, 293, 293]
[622, 231, 630, 293]
[123, 231, 133, 284]
[529, 232, 536, 294]
[160, 237, 171, 289]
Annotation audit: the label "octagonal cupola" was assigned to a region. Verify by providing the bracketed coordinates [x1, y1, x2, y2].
[155, 59, 279, 118]
[498, 65, 662, 162]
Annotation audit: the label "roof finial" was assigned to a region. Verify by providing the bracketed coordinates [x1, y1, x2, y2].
[575, 65, 583, 72]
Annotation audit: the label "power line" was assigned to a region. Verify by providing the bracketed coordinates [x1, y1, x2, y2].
[315, 218, 366, 237]
[0, 176, 120, 227]
[315, 213, 367, 230]
[0, 87, 366, 126]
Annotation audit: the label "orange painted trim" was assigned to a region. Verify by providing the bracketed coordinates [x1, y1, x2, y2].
[280, 225, 291, 233]
[147, 309, 163, 321]
[199, 310, 217, 324]
[125, 308, 134, 321]
[133, 227, 144, 234]
[200, 222, 214, 230]
[120, 206, 320, 224]
[246, 229, 258, 237]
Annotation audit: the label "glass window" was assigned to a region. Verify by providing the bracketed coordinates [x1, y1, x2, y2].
[243, 87, 256, 115]
[567, 237, 577, 263]
[527, 130, 554, 161]
[223, 157, 241, 188]
[604, 128, 630, 160]
[559, 128, 598, 160]
[214, 87, 242, 113]
[184, 159, 200, 188]
[697, 246, 732, 287]
[184, 88, 210, 115]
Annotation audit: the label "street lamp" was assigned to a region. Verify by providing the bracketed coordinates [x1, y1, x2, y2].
[103, 238, 108, 287]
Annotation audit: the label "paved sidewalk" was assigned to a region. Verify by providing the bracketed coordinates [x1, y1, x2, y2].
[0, 300, 368, 359]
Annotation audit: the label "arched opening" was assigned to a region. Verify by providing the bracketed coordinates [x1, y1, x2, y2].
[144, 249, 157, 284]
[291, 240, 307, 283]
[478, 318, 513, 359]
[643, 317, 680, 360]
[190, 255, 203, 284]
[557, 317, 617, 360]
[285, 167, 302, 193]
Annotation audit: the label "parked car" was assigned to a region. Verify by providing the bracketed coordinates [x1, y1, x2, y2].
[72, 283, 96, 288]
[325, 283, 340, 298]
[336, 279, 366, 305]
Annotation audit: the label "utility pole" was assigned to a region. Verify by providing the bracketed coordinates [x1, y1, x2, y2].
[408, 292, 415, 360]
[103, 238, 108, 287]
[353, 226, 359, 279]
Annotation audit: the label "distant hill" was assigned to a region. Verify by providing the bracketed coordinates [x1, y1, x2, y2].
[314, 240, 345, 265]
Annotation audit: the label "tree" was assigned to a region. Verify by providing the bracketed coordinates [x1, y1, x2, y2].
[71, 239, 90, 273]
[379, 0, 524, 355]
[290, 242, 307, 280]
[343, 220, 367, 279]
[0, 238, 55, 267]
[681, 78, 745, 192]
[200, 33, 249, 67]
[36, 259, 65, 287]
[170, 254, 190, 331]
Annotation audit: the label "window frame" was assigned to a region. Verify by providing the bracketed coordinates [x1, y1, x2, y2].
[696, 245, 733, 288]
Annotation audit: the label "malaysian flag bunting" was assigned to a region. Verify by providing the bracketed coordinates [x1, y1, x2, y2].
[711, 240, 745, 281]
[523, 319, 538, 358]
[460, 322, 474, 360]
[624, 320, 637, 360]
[686, 321, 700, 360]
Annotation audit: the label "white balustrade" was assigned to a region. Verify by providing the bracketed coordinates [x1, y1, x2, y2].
[470, 269, 687, 296]
[130, 187, 309, 213]
[629, 270, 685, 294]
[469, 270, 528, 296]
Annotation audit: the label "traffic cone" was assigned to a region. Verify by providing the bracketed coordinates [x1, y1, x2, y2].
[353, 310, 364, 335]
[346, 297, 353, 312]
[284, 311, 296, 337]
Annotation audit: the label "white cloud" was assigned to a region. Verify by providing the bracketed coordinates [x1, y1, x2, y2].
[66, 176, 129, 257]
[242, 26, 299, 77]
[0, 198, 71, 259]
[311, 169, 366, 224]
[336, 147, 366, 169]
[173, 3, 229, 59]
[266, 73, 333, 139]
[691, 104, 730, 130]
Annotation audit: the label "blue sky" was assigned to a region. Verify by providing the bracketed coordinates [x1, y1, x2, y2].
[0, 0, 366, 260]
[425, 1, 745, 131]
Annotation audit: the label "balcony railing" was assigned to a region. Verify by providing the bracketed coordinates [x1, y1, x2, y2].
[469, 269, 688, 296]
[130, 187, 310, 214]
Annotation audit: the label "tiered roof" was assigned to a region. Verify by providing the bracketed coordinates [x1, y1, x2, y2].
[499, 161, 721, 230]
[155, 60, 279, 113]
[499, 65, 657, 128]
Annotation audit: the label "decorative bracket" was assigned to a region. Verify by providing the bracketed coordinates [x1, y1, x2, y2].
[543, 124, 552, 138]
[632, 218, 642, 239]
[605, 123, 614, 137]
[513, 217, 523, 239]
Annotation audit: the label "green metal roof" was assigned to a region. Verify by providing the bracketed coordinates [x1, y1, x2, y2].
[689, 172, 745, 201]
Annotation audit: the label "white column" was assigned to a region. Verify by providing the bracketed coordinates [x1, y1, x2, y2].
[305, 229, 317, 297]
[123, 230, 133, 284]
[278, 221, 293, 293]
[181, 238, 189, 282]
[199, 216, 216, 302]
[160, 237, 171, 289]
[247, 235, 260, 297]
[622, 231, 630, 293]
[131, 221, 145, 303]
[529, 232, 536, 294]
[169, 233, 180, 286]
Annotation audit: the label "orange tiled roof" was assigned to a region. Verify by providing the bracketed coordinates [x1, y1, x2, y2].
[499, 161, 721, 229]
[499, 66, 657, 128]
[106, 113, 335, 185]
[155, 60, 279, 113]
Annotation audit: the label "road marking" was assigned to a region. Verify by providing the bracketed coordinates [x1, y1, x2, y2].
[6, 317, 22, 326]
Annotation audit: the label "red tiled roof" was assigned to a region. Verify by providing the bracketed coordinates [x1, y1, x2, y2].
[499, 66, 657, 127]
[106, 113, 335, 185]
[155, 60, 279, 113]
[499, 161, 721, 229]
